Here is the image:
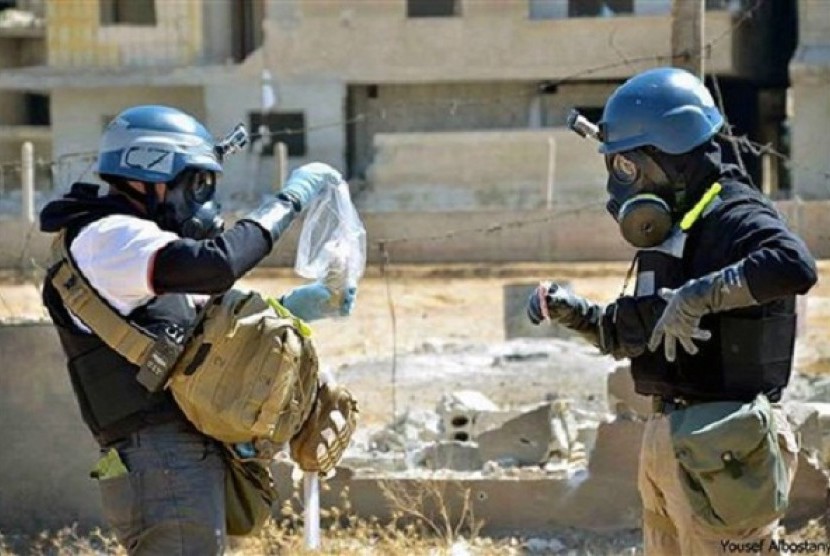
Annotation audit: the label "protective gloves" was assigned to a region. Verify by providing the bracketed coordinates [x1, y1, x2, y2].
[281, 282, 357, 322]
[290, 382, 358, 474]
[648, 261, 758, 362]
[243, 162, 343, 244]
[527, 281, 604, 346]
[279, 162, 343, 212]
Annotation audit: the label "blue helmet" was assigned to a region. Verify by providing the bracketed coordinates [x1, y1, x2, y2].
[97, 105, 222, 184]
[599, 68, 724, 155]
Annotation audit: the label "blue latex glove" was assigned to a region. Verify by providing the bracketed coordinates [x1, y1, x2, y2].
[279, 162, 342, 211]
[281, 282, 357, 322]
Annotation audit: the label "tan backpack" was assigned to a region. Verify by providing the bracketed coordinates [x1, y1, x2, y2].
[170, 289, 319, 444]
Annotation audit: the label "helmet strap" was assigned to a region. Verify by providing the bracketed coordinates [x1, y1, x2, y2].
[106, 177, 163, 219]
[145, 186, 159, 218]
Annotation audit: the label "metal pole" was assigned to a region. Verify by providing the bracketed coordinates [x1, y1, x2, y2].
[274, 141, 288, 193]
[21, 142, 35, 224]
[303, 472, 321, 550]
[546, 137, 556, 210]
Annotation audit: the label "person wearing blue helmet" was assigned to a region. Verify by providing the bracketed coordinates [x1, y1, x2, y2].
[38, 105, 357, 554]
[527, 68, 816, 554]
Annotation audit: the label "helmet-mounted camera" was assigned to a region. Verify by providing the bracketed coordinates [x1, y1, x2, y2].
[215, 123, 249, 161]
[567, 109, 602, 143]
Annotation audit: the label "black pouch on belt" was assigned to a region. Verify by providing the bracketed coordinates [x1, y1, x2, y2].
[222, 447, 279, 536]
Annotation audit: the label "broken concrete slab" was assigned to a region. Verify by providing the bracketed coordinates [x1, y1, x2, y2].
[784, 451, 829, 530]
[472, 409, 523, 437]
[477, 403, 554, 466]
[786, 401, 830, 465]
[607, 365, 652, 418]
[568, 417, 645, 529]
[340, 451, 408, 473]
[414, 440, 483, 472]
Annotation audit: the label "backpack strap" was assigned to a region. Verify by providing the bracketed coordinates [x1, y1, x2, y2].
[49, 229, 157, 365]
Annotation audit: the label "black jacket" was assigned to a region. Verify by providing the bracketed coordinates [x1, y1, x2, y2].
[40, 183, 276, 443]
[611, 142, 817, 401]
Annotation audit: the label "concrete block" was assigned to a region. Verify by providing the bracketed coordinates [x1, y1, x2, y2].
[340, 451, 408, 473]
[503, 282, 573, 340]
[415, 441, 483, 472]
[563, 418, 645, 530]
[786, 402, 830, 465]
[784, 452, 830, 530]
[477, 403, 554, 466]
[607, 365, 652, 418]
[437, 390, 500, 442]
[0, 322, 104, 533]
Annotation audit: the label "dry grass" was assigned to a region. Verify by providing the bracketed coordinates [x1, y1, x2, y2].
[5, 519, 827, 556]
[230, 482, 506, 555]
[0, 478, 644, 555]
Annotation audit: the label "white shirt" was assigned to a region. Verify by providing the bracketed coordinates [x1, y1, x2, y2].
[68, 215, 180, 330]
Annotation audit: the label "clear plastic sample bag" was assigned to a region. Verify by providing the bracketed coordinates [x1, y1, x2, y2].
[294, 181, 367, 304]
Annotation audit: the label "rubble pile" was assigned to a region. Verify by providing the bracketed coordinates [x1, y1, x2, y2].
[344, 389, 604, 479]
[328, 349, 830, 534]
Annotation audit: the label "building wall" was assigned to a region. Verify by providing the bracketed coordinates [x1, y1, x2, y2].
[349, 81, 616, 179]
[46, 0, 203, 67]
[797, 0, 830, 46]
[363, 128, 606, 212]
[260, 1, 736, 83]
[201, 0, 234, 65]
[203, 77, 346, 200]
[789, 78, 830, 199]
[0, 39, 26, 127]
[0, 29, 49, 193]
[789, 0, 830, 199]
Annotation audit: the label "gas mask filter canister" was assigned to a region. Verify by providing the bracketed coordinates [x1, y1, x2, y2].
[605, 151, 675, 249]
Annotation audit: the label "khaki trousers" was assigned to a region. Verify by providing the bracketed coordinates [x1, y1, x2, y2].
[638, 407, 799, 556]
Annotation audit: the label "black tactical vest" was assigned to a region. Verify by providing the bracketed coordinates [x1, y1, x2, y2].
[41, 187, 197, 444]
[628, 191, 795, 402]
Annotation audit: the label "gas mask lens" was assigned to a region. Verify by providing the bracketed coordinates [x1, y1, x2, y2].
[608, 153, 639, 185]
[187, 171, 216, 204]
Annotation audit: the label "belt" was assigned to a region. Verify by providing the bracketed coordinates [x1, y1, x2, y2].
[653, 391, 775, 414]
[652, 396, 707, 414]
[96, 410, 186, 447]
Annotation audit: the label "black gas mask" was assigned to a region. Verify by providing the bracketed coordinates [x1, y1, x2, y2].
[567, 110, 690, 249]
[605, 148, 687, 248]
[156, 169, 224, 240]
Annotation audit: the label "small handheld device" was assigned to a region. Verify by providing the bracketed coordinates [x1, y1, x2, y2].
[136, 325, 186, 392]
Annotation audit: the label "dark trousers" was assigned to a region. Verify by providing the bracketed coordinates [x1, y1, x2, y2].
[96, 420, 227, 555]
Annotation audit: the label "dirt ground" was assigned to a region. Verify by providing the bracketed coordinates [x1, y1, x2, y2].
[3, 260, 828, 427]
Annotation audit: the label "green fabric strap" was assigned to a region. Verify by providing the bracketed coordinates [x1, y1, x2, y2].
[680, 182, 722, 231]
